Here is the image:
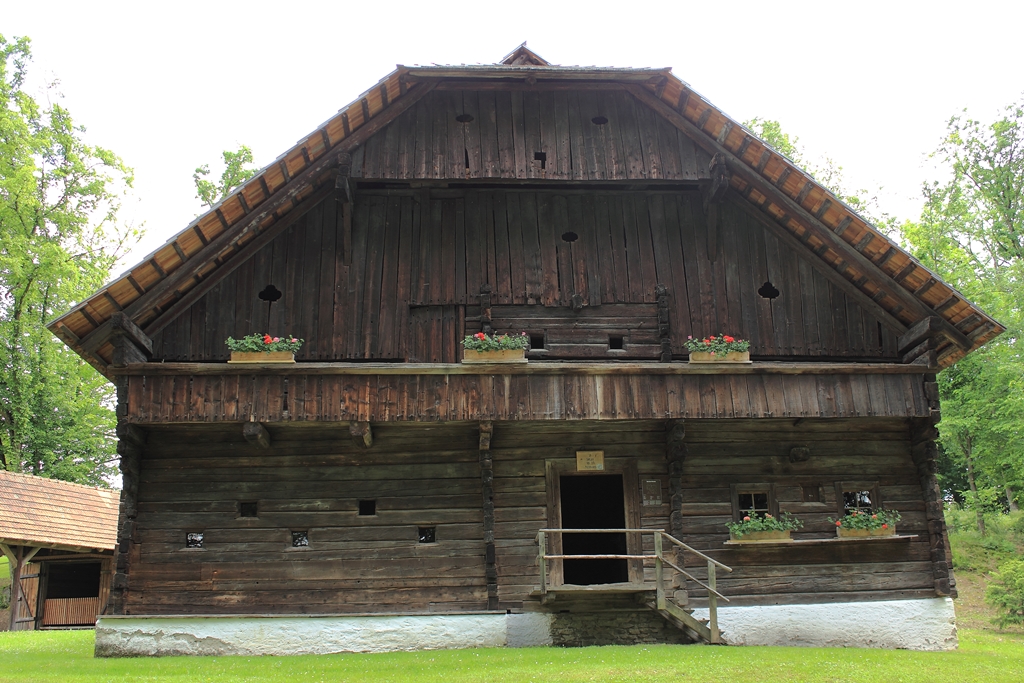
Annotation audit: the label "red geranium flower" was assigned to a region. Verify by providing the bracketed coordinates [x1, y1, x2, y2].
[475, 332, 486, 340]
[723, 335, 734, 343]
[835, 520, 842, 526]
[263, 334, 273, 344]
[881, 523, 888, 529]
[743, 516, 751, 522]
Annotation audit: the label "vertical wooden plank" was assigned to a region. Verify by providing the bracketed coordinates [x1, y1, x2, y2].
[634, 96, 663, 179]
[462, 91, 482, 178]
[431, 90, 449, 179]
[505, 192, 527, 304]
[455, 197, 467, 303]
[570, 194, 599, 306]
[615, 93, 645, 179]
[523, 90, 543, 180]
[510, 91, 528, 178]
[661, 194, 692, 347]
[577, 90, 604, 180]
[519, 192, 543, 305]
[441, 199, 458, 303]
[346, 198, 371, 357]
[619, 195, 645, 302]
[539, 193, 564, 306]
[445, 90, 466, 179]
[317, 199, 338, 359]
[492, 191, 513, 304]
[631, 195, 658, 302]
[376, 196, 402, 358]
[495, 91, 516, 179]
[552, 91, 571, 179]
[414, 98, 433, 179]
[478, 91, 500, 177]
[566, 91, 588, 180]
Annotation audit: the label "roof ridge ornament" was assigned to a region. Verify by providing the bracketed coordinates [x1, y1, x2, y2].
[500, 43, 551, 67]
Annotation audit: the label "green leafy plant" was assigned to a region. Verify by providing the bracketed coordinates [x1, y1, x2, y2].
[828, 509, 901, 531]
[685, 334, 751, 355]
[726, 510, 802, 538]
[461, 332, 530, 351]
[986, 558, 1024, 628]
[225, 334, 303, 353]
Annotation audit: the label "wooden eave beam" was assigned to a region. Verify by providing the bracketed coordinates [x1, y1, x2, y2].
[101, 78, 439, 335]
[626, 84, 973, 352]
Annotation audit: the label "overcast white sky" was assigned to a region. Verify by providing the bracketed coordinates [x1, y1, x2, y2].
[6, 1, 1024, 271]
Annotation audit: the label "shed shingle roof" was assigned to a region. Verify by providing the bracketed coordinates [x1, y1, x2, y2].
[0, 470, 118, 552]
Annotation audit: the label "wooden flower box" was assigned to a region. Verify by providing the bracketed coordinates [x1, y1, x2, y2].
[688, 351, 751, 364]
[462, 348, 528, 364]
[729, 529, 792, 542]
[836, 526, 896, 539]
[227, 351, 296, 364]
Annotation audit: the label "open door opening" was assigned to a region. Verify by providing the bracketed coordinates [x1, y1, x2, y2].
[560, 474, 628, 585]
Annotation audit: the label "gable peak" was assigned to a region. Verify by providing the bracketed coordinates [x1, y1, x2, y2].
[500, 43, 551, 67]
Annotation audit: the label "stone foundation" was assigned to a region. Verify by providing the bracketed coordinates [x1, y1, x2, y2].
[550, 608, 691, 647]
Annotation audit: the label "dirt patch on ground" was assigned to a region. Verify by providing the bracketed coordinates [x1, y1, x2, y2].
[954, 570, 1024, 634]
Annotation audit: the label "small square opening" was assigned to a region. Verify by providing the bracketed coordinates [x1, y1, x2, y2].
[239, 502, 258, 518]
[359, 500, 377, 516]
[801, 485, 820, 503]
[609, 335, 624, 350]
[529, 334, 545, 350]
[292, 530, 309, 547]
[186, 532, 204, 549]
[418, 526, 436, 544]
[843, 490, 874, 513]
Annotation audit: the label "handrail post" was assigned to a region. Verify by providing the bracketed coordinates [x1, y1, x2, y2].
[707, 560, 719, 644]
[654, 532, 665, 610]
[538, 531, 547, 594]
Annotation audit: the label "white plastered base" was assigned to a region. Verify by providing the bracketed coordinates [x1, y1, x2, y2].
[690, 597, 957, 650]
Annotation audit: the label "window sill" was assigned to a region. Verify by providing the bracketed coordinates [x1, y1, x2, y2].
[723, 534, 918, 547]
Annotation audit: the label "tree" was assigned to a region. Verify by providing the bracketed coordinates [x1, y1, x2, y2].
[0, 35, 139, 485]
[902, 95, 1024, 526]
[193, 145, 258, 209]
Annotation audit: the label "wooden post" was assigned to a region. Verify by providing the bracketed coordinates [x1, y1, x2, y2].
[537, 531, 547, 594]
[654, 532, 665, 609]
[479, 421, 498, 609]
[2, 544, 20, 631]
[707, 561, 719, 644]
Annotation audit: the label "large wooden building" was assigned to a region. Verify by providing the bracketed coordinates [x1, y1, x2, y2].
[51, 46, 999, 655]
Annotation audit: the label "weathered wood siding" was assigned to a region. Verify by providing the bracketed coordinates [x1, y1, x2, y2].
[121, 369, 931, 424]
[678, 418, 934, 606]
[149, 191, 900, 362]
[129, 423, 487, 614]
[354, 89, 713, 182]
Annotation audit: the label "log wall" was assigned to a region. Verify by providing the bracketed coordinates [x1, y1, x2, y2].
[122, 419, 938, 616]
[149, 190, 900, 363]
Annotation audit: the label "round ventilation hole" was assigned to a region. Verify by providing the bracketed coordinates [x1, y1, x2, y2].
[591, 116, 608, 125]
[561, 231, 579, 243]
[455, 114, 474, 123]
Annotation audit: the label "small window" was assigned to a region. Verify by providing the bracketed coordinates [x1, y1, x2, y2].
[418, 526, 436, 544]
[529, 334, 545, 350]
[835, 482, 881, 517]
[186, 532, 204, 549]
[239, 502, 258, 518]
[609, 335, 624, 350]
[359, 500, 376, 516]
[292, 531, 309, 547]
[731, 483, 776, 522]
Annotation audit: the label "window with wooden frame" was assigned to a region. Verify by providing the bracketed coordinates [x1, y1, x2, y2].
[730, 483, 777, 522]
[834, 482, 882, 517]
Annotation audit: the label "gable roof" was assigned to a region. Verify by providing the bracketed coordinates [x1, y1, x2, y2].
[49, 48, 1002, 373]
[0, 470, 119, 552]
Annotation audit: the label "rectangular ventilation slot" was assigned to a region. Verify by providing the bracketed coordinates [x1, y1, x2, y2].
[529, 334, 545, 350]
[534, 151, 547, 169]
[239, 502, 258, 518]
[418, 526, 436, 544]
[186, 532, 204, 549]
[292, 531, 309, 547]
[609, 335, 624, 350]
[359, 500, 376, 516]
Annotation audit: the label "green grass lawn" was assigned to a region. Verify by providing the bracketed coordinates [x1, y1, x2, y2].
[0, 628, 1022, 683]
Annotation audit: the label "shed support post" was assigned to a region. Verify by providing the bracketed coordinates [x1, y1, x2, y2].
[911, 416, 955, 597]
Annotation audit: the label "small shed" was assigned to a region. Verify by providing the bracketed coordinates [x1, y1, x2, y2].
[0, 470, 119, 630]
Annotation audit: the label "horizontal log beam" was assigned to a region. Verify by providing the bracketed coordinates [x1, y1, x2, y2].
[106, 361, 933, 377]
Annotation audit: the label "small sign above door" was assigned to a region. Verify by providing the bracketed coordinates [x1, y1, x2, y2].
[576, 450, 605, 471]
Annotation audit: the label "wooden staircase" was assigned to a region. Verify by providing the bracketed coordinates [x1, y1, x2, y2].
[536, 528, 732, 644]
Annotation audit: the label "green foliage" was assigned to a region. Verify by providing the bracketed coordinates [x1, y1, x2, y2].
[946, 507, 1023, 572]
[986, 559, 1024, 628]
[225, 333, 303, 353]
[194, 145, 258, 210]
[0, 35, 139, 485]
[725, 510, 802, 537]
[684, 334, 750, 355]
[828, 509, 901, 531]
[902, 96, 1024, 520]
[461, 332, 530, 351]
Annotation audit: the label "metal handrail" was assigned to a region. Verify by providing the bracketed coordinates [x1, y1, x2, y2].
[535, 527, 733, 643]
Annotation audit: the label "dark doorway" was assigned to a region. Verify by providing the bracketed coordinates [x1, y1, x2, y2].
[45, 562, 101, 599]
[559, 474, 628, 585]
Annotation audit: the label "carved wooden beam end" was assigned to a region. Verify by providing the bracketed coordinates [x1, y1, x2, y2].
[243, 422, 271, 449]
[350, 421, 373, 448]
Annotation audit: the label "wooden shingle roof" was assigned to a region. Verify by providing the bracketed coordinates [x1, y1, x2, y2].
[0, 470, 119, 552]
[49, 47, 1002, 372]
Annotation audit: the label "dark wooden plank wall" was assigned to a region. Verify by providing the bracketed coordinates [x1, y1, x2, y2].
[150, 191, 899, 362]
[678, 418, 935, 606]
[123, 371, 931, 424]
[127, 422, 488, 615]
[354, 89, 713, 182]
[489, 421, 670, 603]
